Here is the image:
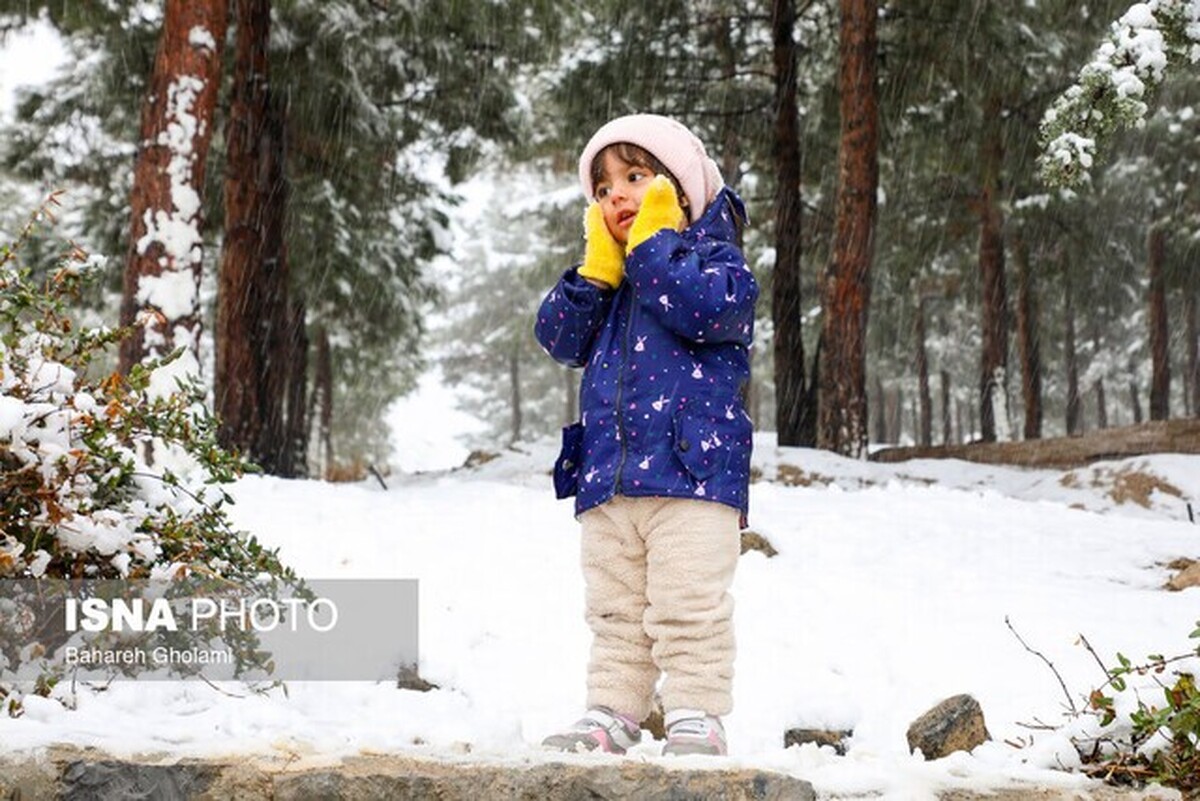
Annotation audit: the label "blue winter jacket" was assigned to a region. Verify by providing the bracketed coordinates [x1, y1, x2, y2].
[534, 187, 758, 524]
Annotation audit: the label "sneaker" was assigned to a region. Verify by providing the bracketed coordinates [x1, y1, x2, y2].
[662, 709, 727, 756]
[541, 707, 642, 754]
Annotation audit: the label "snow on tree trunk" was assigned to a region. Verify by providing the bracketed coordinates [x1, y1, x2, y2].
[119, 0, 229, 392]
[771, 0, 810, 448]
[818, 0, 878, 458]
[1148, 225, 1171, 420]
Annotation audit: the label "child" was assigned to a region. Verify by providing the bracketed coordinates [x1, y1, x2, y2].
[534, 114, 757, 757]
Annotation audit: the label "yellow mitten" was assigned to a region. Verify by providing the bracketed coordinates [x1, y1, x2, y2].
[577, 202, 625, 288]
[627, 175, 687, 252]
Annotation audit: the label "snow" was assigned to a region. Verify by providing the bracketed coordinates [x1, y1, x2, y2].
[2, 428, 1198, 799]
[0, 19, 67, 121]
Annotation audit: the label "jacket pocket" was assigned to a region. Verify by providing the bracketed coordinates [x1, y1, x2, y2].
[553, 422, 585, 499]
[672, 405, 750, 482]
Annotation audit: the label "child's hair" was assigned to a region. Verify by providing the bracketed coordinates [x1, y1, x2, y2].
[589, 143, 688, 211]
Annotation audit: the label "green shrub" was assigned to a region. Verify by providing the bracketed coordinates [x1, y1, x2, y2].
[0, 195, 296, 705]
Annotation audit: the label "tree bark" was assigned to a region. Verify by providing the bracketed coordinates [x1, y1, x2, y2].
[1064, 270, 1082, 435]
[1147, 225, 1170, 421]
[940, 369, 952, 445]
[120, 0, 229, 376]
[818, 0, 878, 458]
[216, 0, 295, 474]
[712, 11, 742, 190]
[915, 297, 932, 447]
[873, 374, 887, 444]
[872, 419, 1200, 468]
[771, 0, 811, 447]
[312, 325, 334, 476]
[977, 94, 1009, 443]
[1186, 278, 1198, 417]
[283, 297, 309, 477]
[1010, 227, 1042, 440]
[1130, 379, 1144, 424]
[1094, 379, 1108, 429]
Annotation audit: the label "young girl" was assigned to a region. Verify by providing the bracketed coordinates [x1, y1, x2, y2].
[534, 114, 757, 757]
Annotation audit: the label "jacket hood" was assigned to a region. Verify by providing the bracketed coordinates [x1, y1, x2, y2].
[687, 187, 747, 245]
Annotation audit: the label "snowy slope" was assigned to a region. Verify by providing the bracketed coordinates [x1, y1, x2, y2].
[2, 435, 1198, 800]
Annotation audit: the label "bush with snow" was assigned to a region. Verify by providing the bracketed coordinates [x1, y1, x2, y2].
[0, 198, 296, 699]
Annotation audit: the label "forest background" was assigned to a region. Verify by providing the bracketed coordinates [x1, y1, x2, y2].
[1, 0, 1198, 479]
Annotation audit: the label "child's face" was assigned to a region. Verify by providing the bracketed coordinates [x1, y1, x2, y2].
[593, 150, 656, 246]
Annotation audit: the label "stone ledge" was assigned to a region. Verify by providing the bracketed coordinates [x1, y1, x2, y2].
[1, 749, 815, 801]
[0, 749, 1186, 800]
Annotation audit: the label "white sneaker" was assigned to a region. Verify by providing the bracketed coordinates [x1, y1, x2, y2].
[542, 707, 642, 754]
[662, 708, 727, 756]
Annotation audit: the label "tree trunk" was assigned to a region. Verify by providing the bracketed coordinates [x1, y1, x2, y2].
[940, 369, 952, 445]
[1130, 379, 1143, 424]
[119, 0, 229, 377]
[872, 374, 887, 444]
[1094, 379, 1108, 429]
[771, 0, 811, 447]
[915, 297, 932, 447]
[1148, 225, 1170, 421]
[712, 11, 741, 190]
[818, 0, 878, 458]
[1011, 227, 1042, 440]
[283, 297, 308, 477]
[1064, 271, 1082, 435]
[216, 0, 294, 474]
[312, 325, 334, 476]
[1186, 279, 1198, 417]
[873, 419, 1200, 467]
[977, 95, 1009, 443]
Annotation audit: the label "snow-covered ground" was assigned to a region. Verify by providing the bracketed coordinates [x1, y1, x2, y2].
[2, 431, 1198, 800]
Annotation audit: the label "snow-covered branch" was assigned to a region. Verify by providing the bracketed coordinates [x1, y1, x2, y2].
[1038, 1, 1200, 188]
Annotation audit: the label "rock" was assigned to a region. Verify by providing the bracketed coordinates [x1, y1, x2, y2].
[60, 760, 220, 801]
[783, 727, 853, 756]
[463, 450, 500, 469]
[1166, 559, 1200, 591]
[274, 760, 816, 801]
[740, 530, 778, 558]
[396, 663, 439, 692]
[642, 697, 666, 741]
[906, 694, 989, 760]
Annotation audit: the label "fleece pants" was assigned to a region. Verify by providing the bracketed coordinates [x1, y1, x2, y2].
[579, 495, 740, 721]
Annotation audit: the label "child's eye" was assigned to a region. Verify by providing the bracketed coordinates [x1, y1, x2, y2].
[628, 171, 647, 183]
[596, 186, 611, 199]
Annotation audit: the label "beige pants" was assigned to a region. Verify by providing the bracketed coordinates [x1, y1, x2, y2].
[579, 495, 740, 721]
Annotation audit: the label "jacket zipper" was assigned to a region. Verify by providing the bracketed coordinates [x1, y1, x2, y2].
[612, 286, 635, 494]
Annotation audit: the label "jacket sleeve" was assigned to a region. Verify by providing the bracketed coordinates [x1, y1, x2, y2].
[624, 234, 758, 346]
[534, 266, 613, 368]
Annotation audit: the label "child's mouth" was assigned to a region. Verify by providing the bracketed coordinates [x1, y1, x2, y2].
[617, 210, 637, 226]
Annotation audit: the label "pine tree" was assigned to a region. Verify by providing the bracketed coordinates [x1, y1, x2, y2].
[817, 0, 878, 457]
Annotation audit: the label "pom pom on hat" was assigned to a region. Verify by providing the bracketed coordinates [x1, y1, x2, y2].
[578, 114, 724, 224]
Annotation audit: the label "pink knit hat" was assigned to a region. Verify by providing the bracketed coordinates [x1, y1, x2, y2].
[578, 114, 724, 224]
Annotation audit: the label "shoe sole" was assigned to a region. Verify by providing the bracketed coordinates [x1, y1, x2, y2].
[542, 732, 630, 755]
